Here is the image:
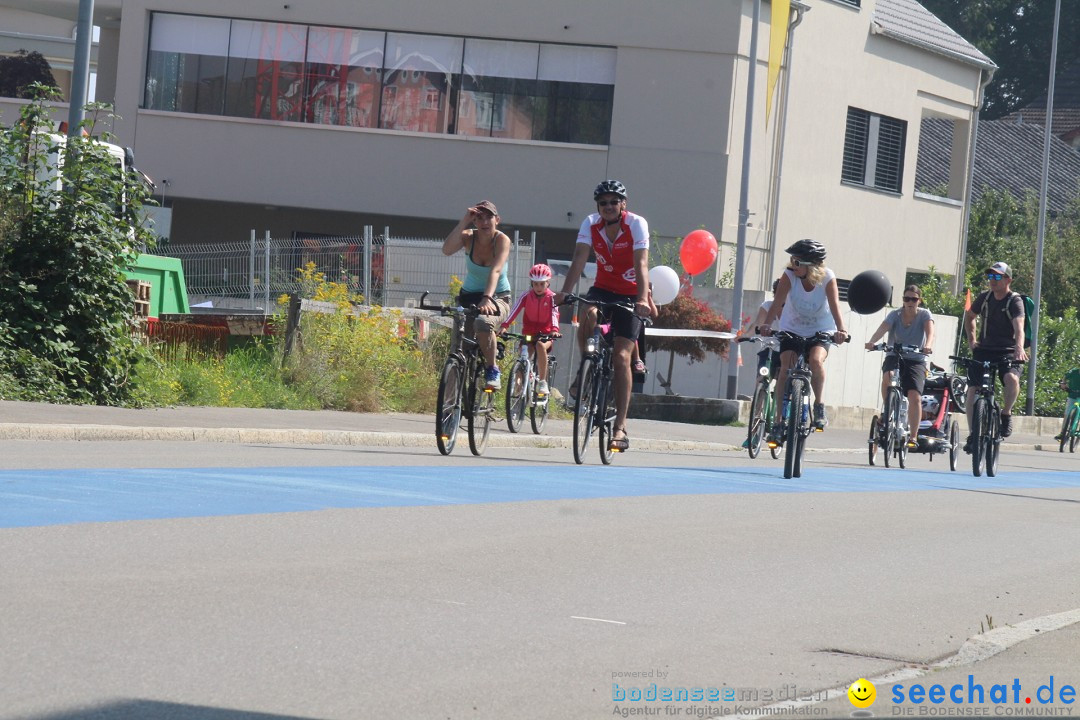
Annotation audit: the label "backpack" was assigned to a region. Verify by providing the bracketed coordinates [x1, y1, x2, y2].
[1017, 292, 1034, 349]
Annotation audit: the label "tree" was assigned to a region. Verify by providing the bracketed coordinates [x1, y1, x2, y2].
[0, 50, 58, 99]
[645, 294, 730, 364]
[919, 1, 1080, 119]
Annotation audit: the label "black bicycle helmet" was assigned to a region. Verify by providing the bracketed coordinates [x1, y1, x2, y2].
[593, 180, 627, 201]
[785, 239, 826, 263]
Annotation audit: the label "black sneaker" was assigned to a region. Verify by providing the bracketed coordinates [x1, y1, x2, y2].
[1000, 413, 1013, 438]
[766, 424, 784, 447]
[813, 403, 828, 430]
[963, 435, 975, 454]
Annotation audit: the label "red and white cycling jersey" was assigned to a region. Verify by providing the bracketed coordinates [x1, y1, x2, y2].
[577, 211, 649, 296]
[501, 288, 560, 337]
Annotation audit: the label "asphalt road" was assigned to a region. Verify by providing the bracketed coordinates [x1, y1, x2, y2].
[2, 436, 1080, 720]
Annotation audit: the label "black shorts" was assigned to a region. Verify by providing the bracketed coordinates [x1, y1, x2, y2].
[968, 348, 1021, 388]
[584, 287, 642, 341]
[882, 356, 927, 395]
[779, 335, 831, 357]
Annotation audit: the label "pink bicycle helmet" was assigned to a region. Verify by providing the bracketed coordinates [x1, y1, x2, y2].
[529, 263, 553, 281]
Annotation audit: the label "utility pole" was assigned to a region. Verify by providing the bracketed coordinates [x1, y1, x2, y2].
[1026, 0, 1062, 415]
[727, 0, 762, 399]
[66, 0, 95, 136]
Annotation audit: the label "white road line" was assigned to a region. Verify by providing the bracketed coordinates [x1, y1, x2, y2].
[729, 607, 1080, 720]
[571, 616, 627, 625]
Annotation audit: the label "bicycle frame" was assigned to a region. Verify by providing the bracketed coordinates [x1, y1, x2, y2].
[950, 354, 1021, 478]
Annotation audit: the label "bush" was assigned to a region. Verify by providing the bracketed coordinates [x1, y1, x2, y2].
[0, 89, 154, 404]
[645, 293, 730, 363]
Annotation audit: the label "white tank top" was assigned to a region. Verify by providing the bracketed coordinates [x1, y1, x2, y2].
[779, 267, 837, 336]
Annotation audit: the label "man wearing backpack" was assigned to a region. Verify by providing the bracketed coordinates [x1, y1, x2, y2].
[963, 261, 1028, 448]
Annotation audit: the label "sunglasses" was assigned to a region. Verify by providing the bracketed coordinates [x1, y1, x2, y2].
[597, 199, 623, 207]
[789, 258, 814, 267]
[986, 273, 1004, 280]
[903, 296, 920, 303]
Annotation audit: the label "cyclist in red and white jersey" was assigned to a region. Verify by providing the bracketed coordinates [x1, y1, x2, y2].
[555, 180, 651, 452]
[501, 263, 562, 395]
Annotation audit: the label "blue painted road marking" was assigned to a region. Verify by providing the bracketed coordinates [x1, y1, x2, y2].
[1, 465, 1079, 528]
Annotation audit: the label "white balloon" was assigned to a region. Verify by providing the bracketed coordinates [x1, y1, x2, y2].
[650, 265, 680, 305]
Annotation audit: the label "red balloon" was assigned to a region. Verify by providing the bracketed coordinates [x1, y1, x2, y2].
[680, 230, 718, 276]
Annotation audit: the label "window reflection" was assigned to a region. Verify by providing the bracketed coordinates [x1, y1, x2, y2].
[144, 13, 616, 146]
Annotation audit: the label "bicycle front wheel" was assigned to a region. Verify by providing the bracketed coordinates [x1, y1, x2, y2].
[572, 356, 599, 465]
[783, 380, 806, 479]
[505, 359, 529, 434]
[985, 410, 1000, 477]
[598, 374, 616, 465]
[747, 381, 768, 459]
[435, 358, 464, 455]
[970, 397, 987, 477]
[468, 363, 493, 456]
[530, 359, 554, 434]
[882, 389, 901, 469]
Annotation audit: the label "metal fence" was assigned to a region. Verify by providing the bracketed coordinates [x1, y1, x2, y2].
[153, 228, 535, 311]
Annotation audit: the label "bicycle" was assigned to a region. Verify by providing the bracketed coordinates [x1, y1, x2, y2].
[564, 293, 644, 465]
[769, 330, 845, 479]
[736, 335, 782, 460]
[866, 342, 924, 470]
[419, 292, 504, 456]
[502, 331, 559, 435]
[1058, 396, 1079, 454]
[949, 355, 1023, 477]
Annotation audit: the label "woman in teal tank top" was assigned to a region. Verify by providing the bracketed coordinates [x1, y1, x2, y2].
[441, 200, 512, 389]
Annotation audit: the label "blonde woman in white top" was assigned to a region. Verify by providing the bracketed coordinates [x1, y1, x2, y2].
[760, 239, 849, 436]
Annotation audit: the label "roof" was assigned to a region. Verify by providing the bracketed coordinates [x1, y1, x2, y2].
[1002, 60, 1080, 139]
[872, 0, 996, 71]
[915, 118, 1080, 214]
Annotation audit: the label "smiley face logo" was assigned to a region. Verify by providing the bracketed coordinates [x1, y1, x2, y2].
[848, 678, 876, 708]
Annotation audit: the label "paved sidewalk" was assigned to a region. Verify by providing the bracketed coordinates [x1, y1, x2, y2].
[0, 399, 1055, 453]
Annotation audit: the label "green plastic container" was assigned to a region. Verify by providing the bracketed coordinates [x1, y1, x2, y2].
[125, 254, 190, 316]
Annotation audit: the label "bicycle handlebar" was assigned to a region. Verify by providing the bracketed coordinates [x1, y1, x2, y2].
[500, 331, 558, 342]
[418, 291, 479, 315]
[771, 330, 849, 344]
[561, 293, 654, 327]
[949, 355, 1024, 369]
[868, 341, 924, 356]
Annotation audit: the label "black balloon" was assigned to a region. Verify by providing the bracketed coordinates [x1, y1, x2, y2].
[847, 270, 891, 314]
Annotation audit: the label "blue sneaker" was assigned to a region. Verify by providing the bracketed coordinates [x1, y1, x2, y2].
[485, 366, 501, 390]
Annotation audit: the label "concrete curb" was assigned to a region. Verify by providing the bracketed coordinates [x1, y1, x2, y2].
[0, 422, 1056, 454]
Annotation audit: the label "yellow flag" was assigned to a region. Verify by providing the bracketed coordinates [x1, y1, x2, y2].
[767, 0, 791, 124]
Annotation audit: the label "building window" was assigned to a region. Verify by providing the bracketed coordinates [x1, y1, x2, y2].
[841, 107, 906, 194]
[143, 12, 616, 146]
[304, 26, 383, 128]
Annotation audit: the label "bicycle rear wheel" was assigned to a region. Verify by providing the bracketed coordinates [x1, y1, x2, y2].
[467, 363, 493, 456]
[783, 380, 806, 479]
[970, 397, 986, 477]
[747, 381, 768, 459]
[572, 356, 599, 465]
[1061, 406, 1078, 453]
[505, 359, 529, 434]
[435, 358, 464, 456]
